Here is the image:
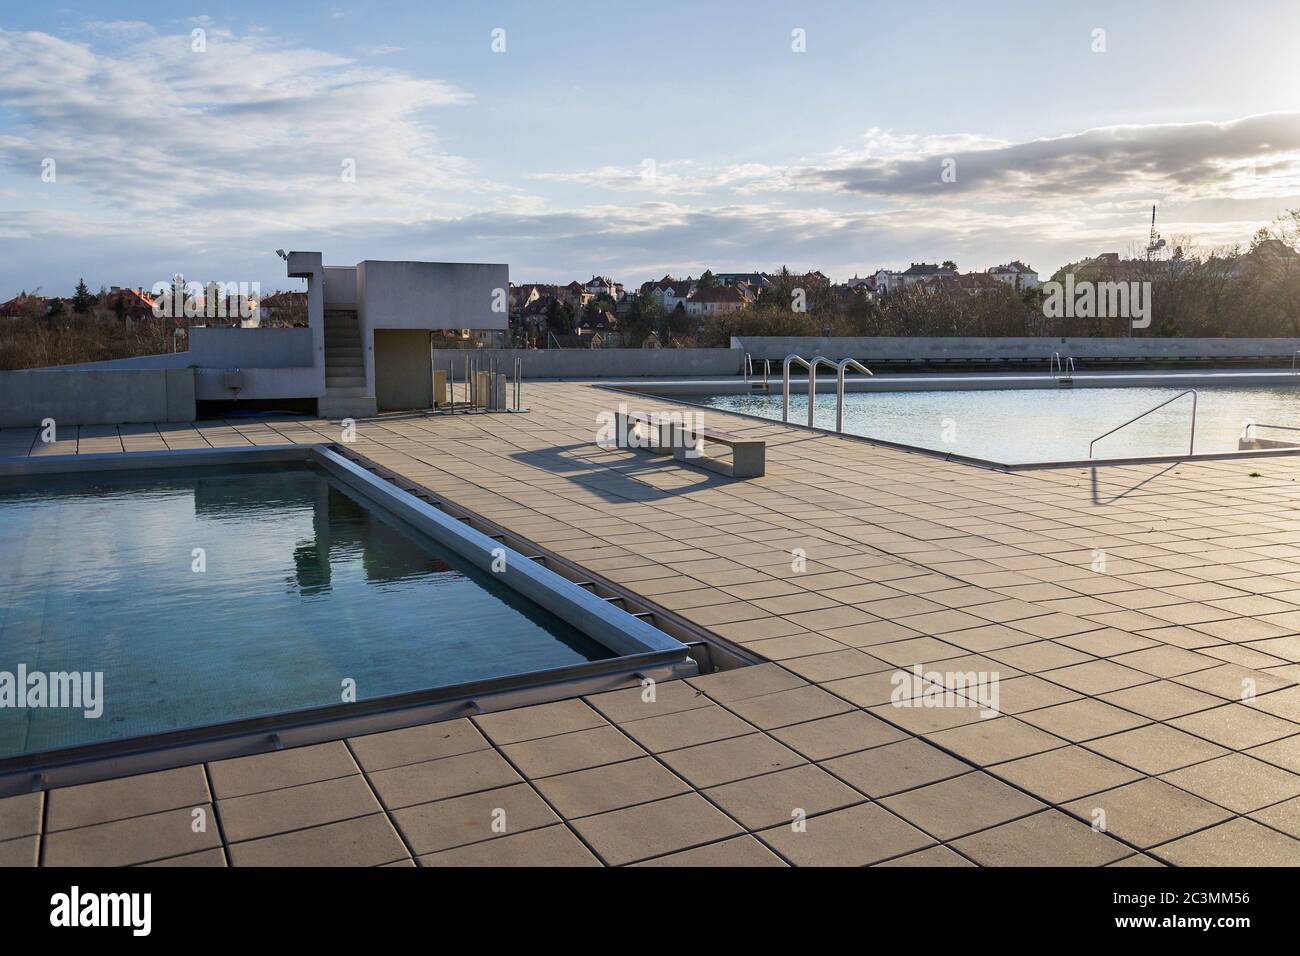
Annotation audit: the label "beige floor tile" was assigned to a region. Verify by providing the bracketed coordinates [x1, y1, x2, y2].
[659, 733, 806, 788]
[1085, 724, 1228, 775]
[219, 774, 382, 842]
[685, 662, 806, 702]
[1247, 734, 1300, 773]
[724, 685, 851, 730]
[347, 719, 488, 772]
[874, 844, 974, 867]
[881, 772, 1045, 841]
[925, 717, 1065, 765]
[139, 848, 228, 867]
[584, 680, 712, 723]
[44, 805, 221, 866]
[1160, 753, 1300, 813]
[368, 748, 521, 809]
[770, 710, 907, 760]
[1248, 794, 1300, 838]
[618, 705, 753, 753]
[952, 809, 1130, 866]
[1019, 698, 1150, 741]
[1098, 681, 1222, 721]
[1152, 818, 1300, 866]
[46, 766, 211, 831]
[823, 738, 971, 798]
[704, 764, 862, 830]
[635, 834, 787, 867]
[535, 757, 689, 818]
[758, 803, 934, 867]
[228, 813, 408, 866]
[990, 745, 1142, 803]
[210, 742, 360, 797]
[502, 725, 644, 778]
[474, 698, 606, 745]
[419, 824, 600, 867]
[0, 792, 42, 841]
[0, 836, 38, 867]
[391, 783, 558, 856]
[1063, 779, 1232, 849]
[1168, 703, 1299, 750]
[570, 793, 742, 866]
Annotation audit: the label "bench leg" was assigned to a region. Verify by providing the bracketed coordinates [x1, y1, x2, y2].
[731, 443, 765, 479]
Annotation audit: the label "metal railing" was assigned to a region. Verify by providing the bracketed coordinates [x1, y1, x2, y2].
[1292, 351, 1300, 375]
[1241, 421, 1300, 443]
[1089, 388, 1198, 458]
[743, 353, 753, 383]
[782, 353, 872, 431]
[835, 358, 874, 433]
[1050, 351, 1075, 380]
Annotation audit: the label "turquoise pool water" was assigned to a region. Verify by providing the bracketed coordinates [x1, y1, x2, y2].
[0, 463, 610, 758]
[681, 385, 1300, 463]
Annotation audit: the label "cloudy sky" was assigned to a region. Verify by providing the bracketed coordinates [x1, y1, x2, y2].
[2, 1, 1300, 298]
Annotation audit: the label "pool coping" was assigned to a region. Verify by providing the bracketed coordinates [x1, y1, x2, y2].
[0, 443, 698, 796]
[603, 383, 1300, 472]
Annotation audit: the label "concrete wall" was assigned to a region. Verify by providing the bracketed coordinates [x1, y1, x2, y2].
[374, 330, 432, 411]
[357, 261, 508, 332]
[433, 348, 744, 379]
[188, 327, 315, 368]
[731, 336, 1300, 362]
[0, 368, 195, 427]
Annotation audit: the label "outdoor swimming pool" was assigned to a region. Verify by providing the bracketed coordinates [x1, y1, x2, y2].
[681, 385, 1300, 464]
[0, 462, 614, 759]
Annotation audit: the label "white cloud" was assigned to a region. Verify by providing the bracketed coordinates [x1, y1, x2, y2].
[0, 24, 481, 234]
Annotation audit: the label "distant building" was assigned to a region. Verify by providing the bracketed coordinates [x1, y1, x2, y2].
[986, 261, 1040, 290]
[873, 263, 957, 294]
[639, 276, 696, 313]
[685, 285, 746, 316]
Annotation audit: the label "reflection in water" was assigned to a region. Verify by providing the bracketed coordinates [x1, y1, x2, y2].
[0, 463, 611, 758]
[291, 483, 453, 596]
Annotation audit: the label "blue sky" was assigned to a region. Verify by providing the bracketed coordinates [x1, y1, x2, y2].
[3, 1, 1300, 298]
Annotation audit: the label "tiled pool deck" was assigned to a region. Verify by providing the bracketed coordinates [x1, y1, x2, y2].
[5, 380, 1300, 866]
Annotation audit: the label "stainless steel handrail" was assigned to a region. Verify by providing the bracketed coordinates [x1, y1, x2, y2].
[782, 354, 810, 422]
[743, 353, 753, 383]
[807, 356, 838, 427]
[1050, 352, 1075, 379]
[1292, 351, 1299, 375]
[835, 359, 873, 433]
[1242, 421, 1300, 442]
[1089, 388, 1198, 458]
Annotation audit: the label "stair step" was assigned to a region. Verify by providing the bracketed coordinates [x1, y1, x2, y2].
[326, 376, 367, 387]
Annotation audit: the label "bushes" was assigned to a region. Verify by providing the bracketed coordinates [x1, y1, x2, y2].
[0, 314, 188, 370]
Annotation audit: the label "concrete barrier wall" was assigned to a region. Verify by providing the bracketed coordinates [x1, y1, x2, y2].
[433, 348, 743, 378]
[0, 368, 195, 427]
[731, 336, 1300, 362]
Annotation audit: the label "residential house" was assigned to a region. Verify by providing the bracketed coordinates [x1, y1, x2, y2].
[685, 285, 747, 316]
[639, 276, 696, 314]
[873, 263, 956, 294]
[986, 261, 1040, 290]
[104, 286, 157, 321]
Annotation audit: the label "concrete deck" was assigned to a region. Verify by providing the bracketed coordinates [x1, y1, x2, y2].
[5, 381, 1300, 866]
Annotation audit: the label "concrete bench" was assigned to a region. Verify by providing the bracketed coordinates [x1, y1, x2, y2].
[672, 421, 766, 479]
[610, 409, 765, 479]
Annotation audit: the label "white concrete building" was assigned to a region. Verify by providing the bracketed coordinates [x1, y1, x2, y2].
[45, 253, 508, 420]
[986, 261, 1040, 290]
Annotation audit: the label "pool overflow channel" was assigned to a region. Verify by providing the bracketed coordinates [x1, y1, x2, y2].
[0, 442, 758, 795]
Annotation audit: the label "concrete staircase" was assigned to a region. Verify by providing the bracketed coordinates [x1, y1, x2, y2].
[319, 308, 376, 418]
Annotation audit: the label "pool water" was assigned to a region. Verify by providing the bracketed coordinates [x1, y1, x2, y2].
[0, 463, 610, 758]
[683, 385, 1300, 464]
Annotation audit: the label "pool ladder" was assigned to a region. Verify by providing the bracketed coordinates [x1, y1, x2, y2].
[781, 354, 874, 433]
[1050, 352, 1075, 385]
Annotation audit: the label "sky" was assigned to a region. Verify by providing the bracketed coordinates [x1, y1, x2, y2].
[2, 0, 1300, 299]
